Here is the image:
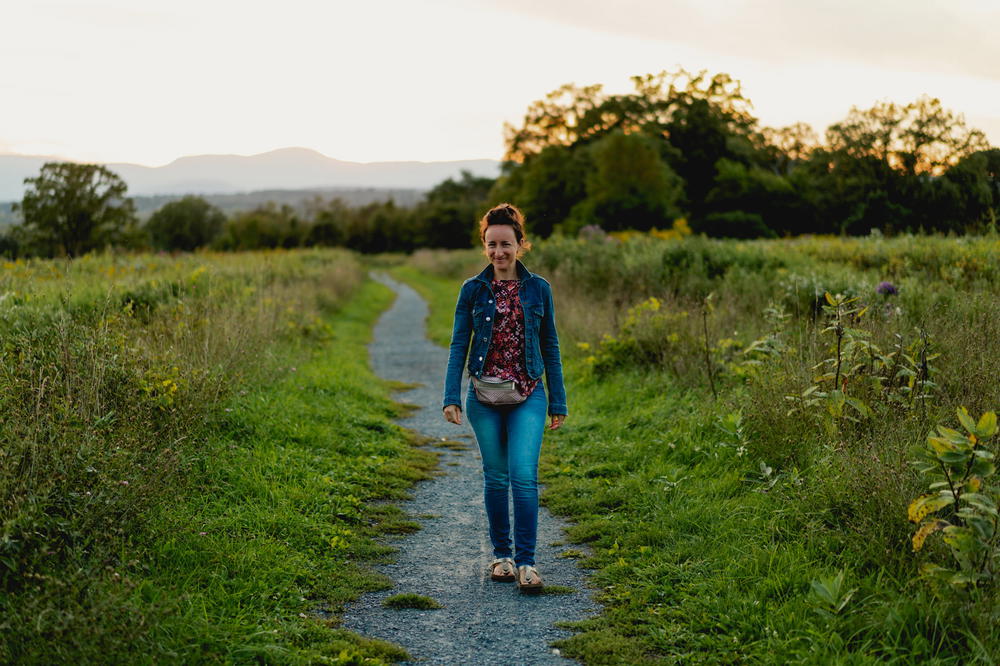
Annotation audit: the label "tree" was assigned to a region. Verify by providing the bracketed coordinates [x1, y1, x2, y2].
[569, 131, 685, 233]
[825, 96, 988, 176]
[14, 162, 136, 257]
[491, 145, 587, 238]
[417, 171, 495, 248]
[214, 203, 305, 250]
[502, 69, 761, 231]
[146, 195, 225, 251]
[943, 148, 1000, 230]
[704, 159, 812, 236]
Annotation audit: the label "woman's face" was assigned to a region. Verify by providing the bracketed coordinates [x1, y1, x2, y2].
[484, 224, 519, 273]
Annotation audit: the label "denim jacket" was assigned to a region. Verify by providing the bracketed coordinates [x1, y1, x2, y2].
[443, 260, 568, 416]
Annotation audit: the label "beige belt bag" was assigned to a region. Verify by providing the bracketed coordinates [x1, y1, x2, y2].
[471, 375, 526, 406]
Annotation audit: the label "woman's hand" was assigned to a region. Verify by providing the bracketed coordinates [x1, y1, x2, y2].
[549, 414, 566, 431]
[443, 405, 463, 425]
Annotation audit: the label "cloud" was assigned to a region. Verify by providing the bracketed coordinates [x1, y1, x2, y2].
[484, 0, 1000, 82]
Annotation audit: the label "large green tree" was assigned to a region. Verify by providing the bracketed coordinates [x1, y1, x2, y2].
[14, 162, 136, 257]
[499, 69, 761, 234]
[146, 195, 225, 251]
[569, 131, 685, 232]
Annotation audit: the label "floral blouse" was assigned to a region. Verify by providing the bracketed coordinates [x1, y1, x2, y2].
[482, 279, 539, 398]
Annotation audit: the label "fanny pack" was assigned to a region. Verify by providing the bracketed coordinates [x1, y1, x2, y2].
[471, 375, 526, 406]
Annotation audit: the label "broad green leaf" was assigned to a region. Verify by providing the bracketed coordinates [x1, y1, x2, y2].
[940, 451, 971, 465]
[937, 426, 971, 448]
[964, 516, 995, 540]
[970, 460, 996, 478]
[927, 436, 955, 454]
[941, 526, 977, 552]
[960, 492, 996, 507]
[957, 407, 976, 434]
[977, 411, 998, 438]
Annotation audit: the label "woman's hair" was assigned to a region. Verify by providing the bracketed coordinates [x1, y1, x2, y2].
[479, 203, 532, 254]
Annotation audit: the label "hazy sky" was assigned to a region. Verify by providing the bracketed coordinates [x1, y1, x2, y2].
[2, 0, 998, 166]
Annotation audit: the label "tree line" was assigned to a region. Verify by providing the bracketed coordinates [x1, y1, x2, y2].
[3, 67, 998, 259]
[492, 69, 1000, 238]
[0, 165, 492, 258]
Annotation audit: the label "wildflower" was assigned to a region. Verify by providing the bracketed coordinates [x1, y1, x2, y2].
[199, 531, 207, 536]
[876, 281, 898, 296]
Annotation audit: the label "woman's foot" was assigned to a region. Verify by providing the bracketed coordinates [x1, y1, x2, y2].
[516, 565, 543, 593]
[489, 557, 516, 582]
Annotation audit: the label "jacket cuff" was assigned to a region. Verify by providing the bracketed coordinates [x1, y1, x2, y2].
[548, 402, 568, 416]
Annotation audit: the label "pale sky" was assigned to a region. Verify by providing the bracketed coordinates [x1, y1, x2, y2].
[2, 0, 998, 167]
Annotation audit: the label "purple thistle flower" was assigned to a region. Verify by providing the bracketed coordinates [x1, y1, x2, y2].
[876, 281, 898, 296]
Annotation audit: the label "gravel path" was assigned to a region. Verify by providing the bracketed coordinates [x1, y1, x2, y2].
[341, 273, 596, 665]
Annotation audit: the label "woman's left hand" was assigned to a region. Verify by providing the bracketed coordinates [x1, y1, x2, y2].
[549, 414, 566, 431]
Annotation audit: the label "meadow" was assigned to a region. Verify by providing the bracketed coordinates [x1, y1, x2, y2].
[4, 233, 1000, 664]
[399, 232, 1000, 664]
[1, 249, 434, 663]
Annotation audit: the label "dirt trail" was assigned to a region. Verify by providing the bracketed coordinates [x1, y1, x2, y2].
[340, 273, 595, 665]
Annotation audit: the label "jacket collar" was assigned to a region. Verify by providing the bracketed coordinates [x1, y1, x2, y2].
[474, 259, 533, 285]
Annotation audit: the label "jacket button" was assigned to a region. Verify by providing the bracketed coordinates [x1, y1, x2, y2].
[489, 300, 493, 304]
[486, 317, 491, 321]
[478, 356, 483, 361]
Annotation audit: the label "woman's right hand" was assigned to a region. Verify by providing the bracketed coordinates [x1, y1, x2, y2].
[443, 405, 463, 425]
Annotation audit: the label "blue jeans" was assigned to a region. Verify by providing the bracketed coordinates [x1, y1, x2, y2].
[465, 382, 547, 568]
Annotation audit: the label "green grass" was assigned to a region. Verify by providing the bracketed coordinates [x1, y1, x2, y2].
[3, 275, 435, 664]
[391, 255, 997, 664]
[382, 593, 444, 610]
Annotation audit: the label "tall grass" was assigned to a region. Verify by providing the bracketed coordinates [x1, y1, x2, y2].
[401, 233, 1000, 662]
[0, 249, 426, 661]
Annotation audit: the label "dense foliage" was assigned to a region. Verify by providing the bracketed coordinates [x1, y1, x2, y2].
[494, 69, 998, 238]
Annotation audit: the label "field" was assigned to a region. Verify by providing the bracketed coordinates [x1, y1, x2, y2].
[1, 249, 433, 663]
[399, 233, 1000, 663]
[3, 234, 1000, 663]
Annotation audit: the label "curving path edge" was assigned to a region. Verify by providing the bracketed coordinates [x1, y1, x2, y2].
[340, 273, 595, 665]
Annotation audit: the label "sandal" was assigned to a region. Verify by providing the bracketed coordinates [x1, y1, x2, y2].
[489, 557, 516, 582]
[516, 565, 543, 593]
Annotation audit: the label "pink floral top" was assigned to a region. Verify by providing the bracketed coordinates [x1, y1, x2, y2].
[483, 279, 539, 398]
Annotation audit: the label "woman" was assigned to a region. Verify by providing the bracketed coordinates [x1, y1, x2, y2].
[442, 203, 567, 593]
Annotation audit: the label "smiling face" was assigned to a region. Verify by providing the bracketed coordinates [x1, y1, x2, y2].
[484, 224, 519, 276]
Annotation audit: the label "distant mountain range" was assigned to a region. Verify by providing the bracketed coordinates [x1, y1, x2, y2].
[0, 147, 501, 202]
